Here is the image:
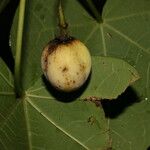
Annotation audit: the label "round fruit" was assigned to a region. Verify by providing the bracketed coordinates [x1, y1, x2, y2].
[41, 36, 91, 92]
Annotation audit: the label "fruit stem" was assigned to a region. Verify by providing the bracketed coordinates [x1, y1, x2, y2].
[86, 0, 103, 23]
[58, 0, 68, 37]
[14, 0, 26, 98]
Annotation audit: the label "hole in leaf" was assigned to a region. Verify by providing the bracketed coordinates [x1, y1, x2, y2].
[101, 86, 141, 118]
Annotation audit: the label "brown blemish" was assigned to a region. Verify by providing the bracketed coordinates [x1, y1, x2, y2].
[84, 96, 101, 107]
[42, 36, 77, 77]
[62, 67, 68, 72]
[87, 116, 95, 125]
[42, 49, 49, 73]
[55, 84, 62, 89]
[43, 36, 76, 57]
[46, 36, 76, 55]
[76, 72, 79, 75]
[73, 80, 76, 84]
[79, 64, 85, 71]
[66, 82, 70, 86]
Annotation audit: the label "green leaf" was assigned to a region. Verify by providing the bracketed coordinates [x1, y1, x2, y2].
[0, 0, 148, 149]
[0, 59, 15, 122]
[0, 59, 29, 149]
[102, 0, 150, 149]
[0, 0, 10, 13]
[27, 56, 139, 100]
[81, 56, 139, 99]
[25, 89, 109, 150]
[10, 0, 139, 98]
[0, 59, 109, 149]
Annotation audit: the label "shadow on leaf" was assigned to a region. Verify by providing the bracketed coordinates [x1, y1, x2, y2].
[101, 86, 141, 118]
[0, 0, 19, 73]
[42, 72, 91, 103]
[78, 0, 107, 20]
[147, 146, 150, 150]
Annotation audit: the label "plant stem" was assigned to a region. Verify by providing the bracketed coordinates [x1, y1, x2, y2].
[14, 0, 26, 98]
[86, 0, 102, 22]
[58, 0, 68, 36]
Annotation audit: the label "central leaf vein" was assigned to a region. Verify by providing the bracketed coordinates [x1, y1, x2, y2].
[27, 97, 90, 150]
[105, 23, 150, 55]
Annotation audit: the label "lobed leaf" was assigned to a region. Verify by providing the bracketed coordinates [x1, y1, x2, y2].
[0, 0, 149, 149]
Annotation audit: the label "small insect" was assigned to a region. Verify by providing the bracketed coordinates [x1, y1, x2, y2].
[84, 96, 101, 107]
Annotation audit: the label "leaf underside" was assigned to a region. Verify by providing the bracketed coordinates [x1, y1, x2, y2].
[0, 0, 150, 150]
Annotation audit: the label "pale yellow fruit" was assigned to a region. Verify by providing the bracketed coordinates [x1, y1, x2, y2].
[41, 37, 91, 92]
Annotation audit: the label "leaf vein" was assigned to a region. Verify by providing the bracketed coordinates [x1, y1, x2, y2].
[0, 128, 12, 142]
[105, 23, 150, 55]
[0, 72, 14, 88]
[105, 11, 150, 22]
[0, 92, 14, 96]
[26, 93, 52, 100]
[0, 136, 7, 150]
[0, 102, 20, 133]
[31, 11, 45, 29]
[84, 24, 98, 44]
[27, 86, 45, 93]
[100, 25, 107, 56]
[96, 70, 114, 91]
[23, 99, 32, 150]
[27, 98, 90, 150]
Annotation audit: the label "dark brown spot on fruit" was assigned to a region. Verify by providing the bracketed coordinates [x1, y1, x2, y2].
[66, 82, 70, 86]
[62, 67, 68, 72]
[73, 80, 76, 84]
[79, 64, 85, 71]
[46, 36, 75, 55]
[42, 49, 49, 73]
